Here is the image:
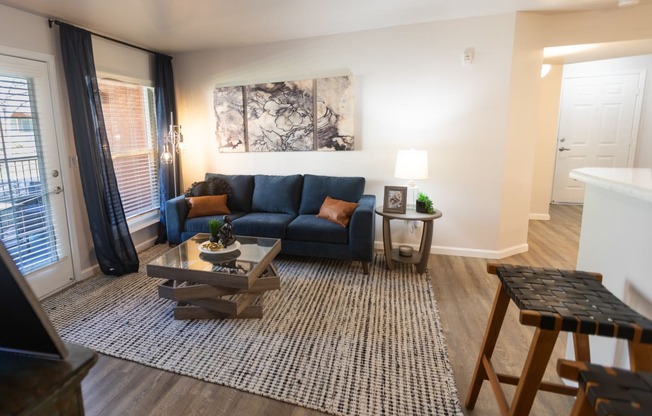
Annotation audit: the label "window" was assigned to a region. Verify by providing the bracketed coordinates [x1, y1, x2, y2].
[98, 77, 159, 223]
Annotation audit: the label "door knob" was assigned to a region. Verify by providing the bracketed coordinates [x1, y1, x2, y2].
[558, 147, 570, 152]
[53, 186, 63, 194]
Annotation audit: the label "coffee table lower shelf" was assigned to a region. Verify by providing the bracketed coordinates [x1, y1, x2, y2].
[157, 272, 280, 320]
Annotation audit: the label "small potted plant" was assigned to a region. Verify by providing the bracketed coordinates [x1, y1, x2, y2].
[208, 218, 224, 243]
[416, 192, 434, 214]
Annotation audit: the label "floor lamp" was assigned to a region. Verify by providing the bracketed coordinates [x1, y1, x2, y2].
[160, 112, 183, 197]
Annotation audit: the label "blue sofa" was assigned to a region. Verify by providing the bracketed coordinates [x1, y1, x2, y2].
[165, 173, 376, 273]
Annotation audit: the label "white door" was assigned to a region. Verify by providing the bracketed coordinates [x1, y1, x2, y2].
[0, 52, 74, 298]
[552, 72, 645, 203]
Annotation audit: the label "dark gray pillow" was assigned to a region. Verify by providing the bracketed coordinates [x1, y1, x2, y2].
[205, 173, 255, 212]
[184, 177, 232, 198]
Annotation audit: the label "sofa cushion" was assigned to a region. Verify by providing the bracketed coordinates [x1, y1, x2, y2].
[232, 212, 294, 239]
[299, 174, 365, 214]
[287, 215, 349, 244]
[316, 196, 358, 227]
[252, 174, 303, 215]
[186, 195, 230, 219]
[205, 173, 254, 212]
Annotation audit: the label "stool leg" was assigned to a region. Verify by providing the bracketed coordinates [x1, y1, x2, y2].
[570, 387, 594, 416]
[628, 341, 652, 372]
[573, 333, 591, 362]
[509, 327, 560, 416]
[466, 284, 511, 409]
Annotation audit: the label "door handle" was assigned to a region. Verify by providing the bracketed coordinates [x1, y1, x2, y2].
[558, 147, 571, 152]
[53, 186, 63, 194]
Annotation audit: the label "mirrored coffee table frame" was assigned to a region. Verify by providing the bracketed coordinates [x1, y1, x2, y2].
[146, 234, 281, 320]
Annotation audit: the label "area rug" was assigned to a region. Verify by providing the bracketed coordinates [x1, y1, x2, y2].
[43, 246, 463, 416]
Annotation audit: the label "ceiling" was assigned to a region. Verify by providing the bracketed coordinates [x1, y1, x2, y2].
[0, 0, 650, 54]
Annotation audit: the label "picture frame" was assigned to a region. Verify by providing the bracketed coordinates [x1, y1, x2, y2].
[383, 186, 407, 214]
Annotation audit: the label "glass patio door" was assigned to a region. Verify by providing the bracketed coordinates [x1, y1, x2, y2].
[0, 52, 74, 298]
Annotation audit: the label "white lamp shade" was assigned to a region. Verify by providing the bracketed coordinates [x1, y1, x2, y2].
[394, 149, 428, 180]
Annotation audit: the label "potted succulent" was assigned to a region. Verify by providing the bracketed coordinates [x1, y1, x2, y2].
[416, 192, 434, 214]
[208, 218, 224, 243]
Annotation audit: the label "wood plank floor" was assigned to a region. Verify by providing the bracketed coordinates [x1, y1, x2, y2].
[81, 204, 582, 416]
[431, 204, 582, 415]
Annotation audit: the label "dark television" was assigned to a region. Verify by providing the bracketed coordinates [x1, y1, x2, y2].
[0, 240, 68, 359]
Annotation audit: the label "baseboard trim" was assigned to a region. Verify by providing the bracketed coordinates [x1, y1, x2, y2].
[529, 213, 550, 220]
[80, 264, 101, 280]
[374, 241, 529, 260]
[78, 237, 159, 281]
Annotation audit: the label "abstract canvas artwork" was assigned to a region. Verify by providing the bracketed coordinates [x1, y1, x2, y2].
[214, 76, 354, 152]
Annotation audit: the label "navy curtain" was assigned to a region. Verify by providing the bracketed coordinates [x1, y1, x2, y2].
[154, 54, 179, 244]
[58, 23, 139, 275]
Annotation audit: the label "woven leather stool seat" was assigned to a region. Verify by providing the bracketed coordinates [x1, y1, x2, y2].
[558, 360, 652, 415]
[466, 263, 652, 416]
[496, 264, 652, 341]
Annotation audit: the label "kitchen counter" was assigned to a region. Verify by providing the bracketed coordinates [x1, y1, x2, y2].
[566, 167, 652, 368]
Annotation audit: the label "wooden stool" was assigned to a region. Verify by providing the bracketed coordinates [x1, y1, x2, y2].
[558, 360, 652, 415]
[466, 263, 652, 416]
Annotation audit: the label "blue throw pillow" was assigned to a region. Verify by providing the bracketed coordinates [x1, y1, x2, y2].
[299, 174, 365, 214]
[252, 174, 303, 215]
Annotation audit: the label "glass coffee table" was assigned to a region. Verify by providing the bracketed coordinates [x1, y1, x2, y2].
[146, 234, 281, 320]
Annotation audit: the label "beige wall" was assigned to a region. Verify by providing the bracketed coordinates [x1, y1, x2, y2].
[498, 12, 545, 253]
[530, 65, 562, 219]
[528, 4, 652, 219]
[174, 15, 518, 257]
[4, 2, 652, 266]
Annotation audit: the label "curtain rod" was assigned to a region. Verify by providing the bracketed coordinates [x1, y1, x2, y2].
[48, 19, 171, 59]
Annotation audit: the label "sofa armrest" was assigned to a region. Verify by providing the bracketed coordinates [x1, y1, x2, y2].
[348, 194, 376, 262]
[165, 195, 189, 244]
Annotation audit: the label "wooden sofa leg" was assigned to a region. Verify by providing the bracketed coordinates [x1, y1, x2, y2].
[362, 261, 370, 275]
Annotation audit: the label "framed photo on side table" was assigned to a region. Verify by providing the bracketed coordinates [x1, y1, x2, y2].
[383, 186, 407, 214]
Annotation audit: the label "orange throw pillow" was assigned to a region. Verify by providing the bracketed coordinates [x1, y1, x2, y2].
[316, 196, 359, 227]
[186, 195, 230, 219]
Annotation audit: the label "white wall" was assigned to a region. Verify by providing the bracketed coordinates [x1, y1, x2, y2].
[174, 14, 519, 257]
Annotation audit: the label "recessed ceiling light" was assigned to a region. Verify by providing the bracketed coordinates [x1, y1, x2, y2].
[618, 0, 640, 7]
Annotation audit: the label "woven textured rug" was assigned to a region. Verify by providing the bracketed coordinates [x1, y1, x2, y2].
[43, 245, 463, 416]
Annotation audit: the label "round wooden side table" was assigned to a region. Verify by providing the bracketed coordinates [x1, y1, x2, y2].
[375, 206, 442, 274]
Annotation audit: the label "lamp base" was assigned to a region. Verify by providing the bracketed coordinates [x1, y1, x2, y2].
[406, 184, 419, 210]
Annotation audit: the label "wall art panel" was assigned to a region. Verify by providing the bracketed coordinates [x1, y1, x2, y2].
[214, 75, 354, 152]
[316, 76, 354, 151]
[246, 80, 314, 152]
[214, 86, 246, 152]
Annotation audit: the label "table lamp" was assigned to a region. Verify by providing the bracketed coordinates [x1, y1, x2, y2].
[394, 149, 428, 209]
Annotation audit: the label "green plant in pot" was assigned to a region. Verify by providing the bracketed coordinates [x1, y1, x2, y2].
[416, 192, 434, 214]
[208, 218, 224, 243]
